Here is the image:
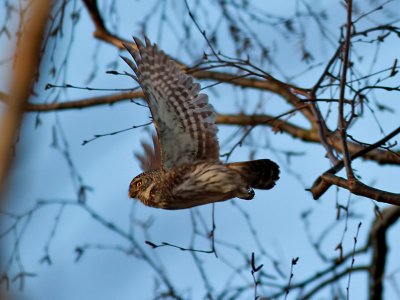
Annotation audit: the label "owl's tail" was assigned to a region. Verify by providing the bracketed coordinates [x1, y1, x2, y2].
[227, 159, 280, 190]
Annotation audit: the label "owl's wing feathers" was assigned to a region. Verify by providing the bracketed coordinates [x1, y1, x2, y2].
[122, 37, 219, 170]
[134, 133, 162, 171]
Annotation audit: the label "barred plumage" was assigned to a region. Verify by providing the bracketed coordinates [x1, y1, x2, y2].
[123, 37, 280, 210]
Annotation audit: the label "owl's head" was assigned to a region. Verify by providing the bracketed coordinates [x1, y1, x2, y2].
[129, 173, 147, 199]
[128, 170, 159, 200]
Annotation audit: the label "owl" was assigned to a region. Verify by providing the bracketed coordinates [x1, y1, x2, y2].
[122, 37, 279, 210]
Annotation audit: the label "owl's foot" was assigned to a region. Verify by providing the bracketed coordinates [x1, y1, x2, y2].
[237, 187, 255, 200]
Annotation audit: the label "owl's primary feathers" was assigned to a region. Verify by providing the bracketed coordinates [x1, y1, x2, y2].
[122, 37, 279, 210]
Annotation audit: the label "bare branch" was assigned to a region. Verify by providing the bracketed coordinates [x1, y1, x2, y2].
[81, 0, 130, 49]
[320, 174, 400, 206]
[0, 0, 51, 194]
[80, 0, 315, 122]
[311, 126, 400, 199]
[22, 94, 400, 166]
[369, 206, 400, 300]
[25, 91, 142, 112]
[347, 222, 362, 300]
[338, 0, 355, 181]
[300, 266, 369, 299]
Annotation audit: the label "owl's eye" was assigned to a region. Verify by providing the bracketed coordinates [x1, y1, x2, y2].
[136, 181, 142, 187]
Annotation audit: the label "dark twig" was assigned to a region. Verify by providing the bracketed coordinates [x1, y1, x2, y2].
[284, 257, 299, 300]
[251, 252, 263, 300]
[81, 121, 152, 145]
[335, 193, 352, 263]
[144, 240, 214, 254]
[183, 0, 220, 60]
[221, 105, 308, 161]
[346, 222, 362, 300]
[210, 203, 218, 258]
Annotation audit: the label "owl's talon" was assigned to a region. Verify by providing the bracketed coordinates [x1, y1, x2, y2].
[237, 188, 255, 200]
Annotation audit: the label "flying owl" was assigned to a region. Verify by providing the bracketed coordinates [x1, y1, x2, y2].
[121, 37, 279, 210]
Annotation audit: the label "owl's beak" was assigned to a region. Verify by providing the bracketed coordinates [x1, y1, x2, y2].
[128, 181, 137, 198]
[128, 188, 137, 198]
[128, 187, 138, 198]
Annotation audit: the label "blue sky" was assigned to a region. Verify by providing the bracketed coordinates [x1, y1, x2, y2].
[1, 0, 400, 299]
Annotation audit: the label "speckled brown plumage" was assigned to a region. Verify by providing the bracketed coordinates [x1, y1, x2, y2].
[123, 37, 280, 210]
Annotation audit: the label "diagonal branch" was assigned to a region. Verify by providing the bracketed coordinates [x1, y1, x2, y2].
[320, 173, 400, 206]
[82, 0, 130, 49]
[311, 126, 400, 199]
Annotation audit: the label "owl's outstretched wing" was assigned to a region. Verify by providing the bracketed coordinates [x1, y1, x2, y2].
[121, 37, 219, 171]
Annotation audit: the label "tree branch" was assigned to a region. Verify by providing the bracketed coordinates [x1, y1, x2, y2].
[320, 173, 400, 206]
[25, 91, 141, 111]
[80, 0, 315, 122]
[368, 206, 400, 300]
[311, 126, 400, 199]
[23, 93, 400, 166]
[300, 266, 368, 300]
[338, 0, 355, 181]
[0, 0, 50, 194]
[82, 0, 131, 49]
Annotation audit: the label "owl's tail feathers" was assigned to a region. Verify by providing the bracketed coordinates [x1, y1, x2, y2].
[227, 159, 280, 190]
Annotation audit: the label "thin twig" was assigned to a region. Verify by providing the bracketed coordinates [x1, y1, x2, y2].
[284, 257, 299, 300]
[81, 121, 152, 145]
[347, 222, 362, 300]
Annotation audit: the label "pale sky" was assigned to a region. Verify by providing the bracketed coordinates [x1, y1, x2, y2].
[1, 1, 400, 299]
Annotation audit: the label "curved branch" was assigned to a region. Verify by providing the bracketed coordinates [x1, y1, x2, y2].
[311, 126, 400, 199]
[368, 206, 400, 300]
[82, 0, 130, 49]
[320, 174, 400, 206]
[299, 266, 369, 300]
